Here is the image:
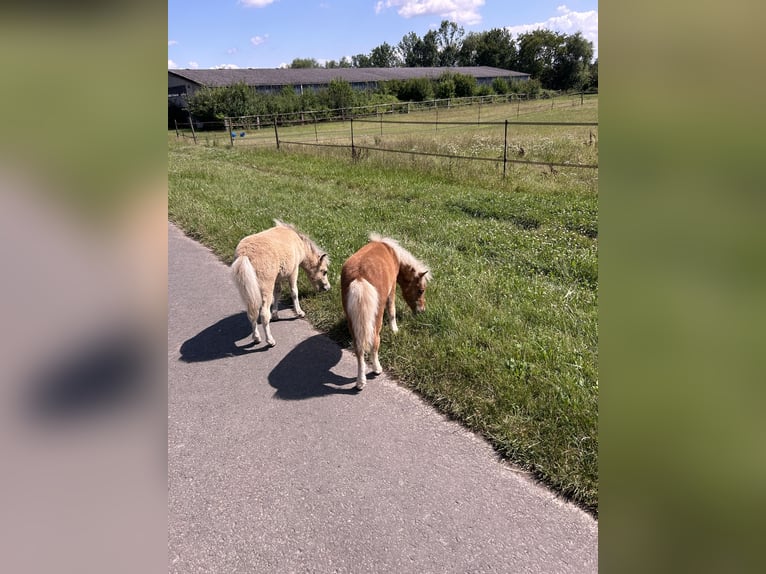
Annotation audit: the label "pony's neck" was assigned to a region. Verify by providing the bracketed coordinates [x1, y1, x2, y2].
[396, 263, 416, 285]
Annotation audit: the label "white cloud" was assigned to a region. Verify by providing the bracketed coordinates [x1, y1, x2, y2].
[375, 0, 485, 26]
[250, 35, 269, 46]
[168, 40, 178, 46]
[168, 59, 178, 69]
[188, 61, 199, 69]
[505, 5, 598, 58]
[239, 0, 276, 7]
[212, 64, 241, 69]
[227, 47, 239, 55]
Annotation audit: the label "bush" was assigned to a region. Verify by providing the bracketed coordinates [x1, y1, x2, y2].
[453, 73, 477, 97]
[396, 78, 434, 102]
[492, 77, 509, 94]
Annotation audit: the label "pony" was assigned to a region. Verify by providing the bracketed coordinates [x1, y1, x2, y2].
[231, 220, 330, 347]
[341, 234, 431, 390]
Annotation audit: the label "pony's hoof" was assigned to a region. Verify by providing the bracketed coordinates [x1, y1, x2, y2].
[267, 339, 276, 348]
[296, 311, 306, 318]
[355, 380, 366, 390]
[253, 335, 262, 344]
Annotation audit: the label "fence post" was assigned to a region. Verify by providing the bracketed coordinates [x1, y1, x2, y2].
[350, 117, 355, 160]
[188, 113, 197, 144]
[273, 117, 280, 150]
[227, 118, 234, 146]
[314, 112, 318, 143]
[503, 119, 508, 178]
[174, 119, 179, 138]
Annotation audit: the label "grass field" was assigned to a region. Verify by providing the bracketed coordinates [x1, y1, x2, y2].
[168, 99, 598, 514]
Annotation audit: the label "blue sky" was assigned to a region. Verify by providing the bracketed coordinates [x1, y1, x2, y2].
[168, 1, 597, 70]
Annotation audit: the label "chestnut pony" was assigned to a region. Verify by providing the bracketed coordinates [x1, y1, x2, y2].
[231, 220, 330, 347]
[341, 234, 431, 390]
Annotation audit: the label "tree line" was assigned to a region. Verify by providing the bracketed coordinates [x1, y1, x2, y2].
[179, 73, 546, 126]
[294, 21, 597, 92]
[171, 21, 597, 126]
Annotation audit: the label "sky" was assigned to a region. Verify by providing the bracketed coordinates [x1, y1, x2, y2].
[168, 1, 597, 70]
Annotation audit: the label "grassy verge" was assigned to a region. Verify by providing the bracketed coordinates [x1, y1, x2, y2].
[169, 104, 598, 513]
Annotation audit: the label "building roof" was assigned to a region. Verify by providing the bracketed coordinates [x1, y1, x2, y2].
[168, 66, 529, 87]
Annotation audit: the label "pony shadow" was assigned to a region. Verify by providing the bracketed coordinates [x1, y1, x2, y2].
[268, 334, 358, 400]
[179, 312, 267, 363]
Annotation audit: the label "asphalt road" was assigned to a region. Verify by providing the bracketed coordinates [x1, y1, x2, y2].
[168, 221, 597, 573]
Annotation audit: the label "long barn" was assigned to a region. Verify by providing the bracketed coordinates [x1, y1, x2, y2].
[168, 66, 530, 108]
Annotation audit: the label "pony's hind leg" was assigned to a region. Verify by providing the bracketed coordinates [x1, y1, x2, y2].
[246, 304, 262, 344]
[271, 280, 281, 320]
[355, 348, 367, 390]
[260, 290, 277, 347]
[371, 332, 382, 375]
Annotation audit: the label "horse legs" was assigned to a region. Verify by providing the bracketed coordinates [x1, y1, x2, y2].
[346, 316, 367, 390]
[246, 304, 261, 344]
[371, 310, 384, 376]
[288, 269, 305, 318]
[386, 289, 398, 334]
[260, 289, 276, 347]
[355, 348, 367, 390]
[271, 281, 281, 321]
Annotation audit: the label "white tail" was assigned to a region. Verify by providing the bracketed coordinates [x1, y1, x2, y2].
[231, 255, 262, 312]
[345, 279, 378, 354]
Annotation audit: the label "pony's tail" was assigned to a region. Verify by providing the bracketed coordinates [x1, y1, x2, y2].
[231, 255, 261, 313]
[345, 279, 378, 354]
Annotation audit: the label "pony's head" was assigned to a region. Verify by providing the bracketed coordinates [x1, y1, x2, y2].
[307, 251, 331, 292]
[275, 219, 331, 292]
[372, 234, 432, 315]
[399, 266, 431, 314]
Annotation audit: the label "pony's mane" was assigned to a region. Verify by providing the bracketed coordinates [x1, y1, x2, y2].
[274, 219, 327, 259]
[369, 233, 431, 280]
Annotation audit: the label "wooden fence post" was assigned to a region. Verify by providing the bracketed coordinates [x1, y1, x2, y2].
[188, 113, 197, 144]
[273, 117, 280, 150]
[503, 119, 508, 178]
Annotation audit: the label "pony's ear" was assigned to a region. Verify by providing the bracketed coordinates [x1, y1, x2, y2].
[419, 270, 429, 279]
[320, 253, 328, 263]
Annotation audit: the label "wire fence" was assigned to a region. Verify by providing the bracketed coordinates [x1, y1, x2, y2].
[173, 92, 598, 177]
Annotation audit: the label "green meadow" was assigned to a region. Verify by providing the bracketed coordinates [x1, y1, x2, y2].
[169, 99, 598, 513]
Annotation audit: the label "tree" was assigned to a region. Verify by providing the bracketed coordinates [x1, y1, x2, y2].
[587, 58, 598, 90]
[465, 28, 516, 69]
[516, 29, 563, 86]
[516, 30, 595, 90]
[551, 32, 594, 90]
[418, 30, 441, 66]
[289, 57, 320, 69]
[434, 20, 464, 66]
[398, 32, 422, 67]
[351, 53, 373, 68]
[369, 42, 401, 68]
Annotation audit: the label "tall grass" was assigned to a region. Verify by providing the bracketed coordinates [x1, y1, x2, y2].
[168, 99, 598, 513]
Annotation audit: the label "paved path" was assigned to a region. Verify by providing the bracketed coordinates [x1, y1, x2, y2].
[168, 222, 597, 573]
